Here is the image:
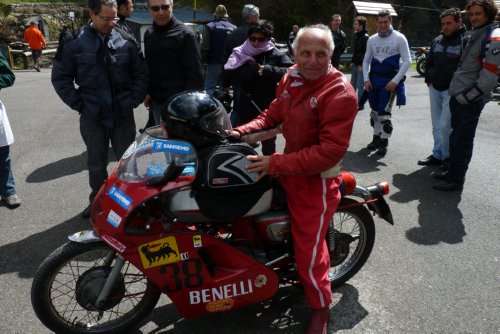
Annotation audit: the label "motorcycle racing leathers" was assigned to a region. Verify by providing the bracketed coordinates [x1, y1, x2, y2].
[234, 64, 357, 309]
[362, 28, 411, 139]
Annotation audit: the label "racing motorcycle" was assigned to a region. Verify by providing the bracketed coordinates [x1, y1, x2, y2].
[31, 96, 393, 333]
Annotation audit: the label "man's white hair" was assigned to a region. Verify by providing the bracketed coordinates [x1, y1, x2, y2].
[292, 24, 335, 57]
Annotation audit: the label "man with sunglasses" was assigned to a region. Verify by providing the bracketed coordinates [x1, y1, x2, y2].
[52, 0, 149, 219]
[143, 0, 204, 125]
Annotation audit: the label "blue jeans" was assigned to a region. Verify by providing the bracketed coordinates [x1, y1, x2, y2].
[0, 145, 16, 197]
[80, 115, 136, 201]
[204, 64, 223, 96]
[447, 97, 485, 185]
[428, 85, 451, 160]
[350, 65, 365, 105]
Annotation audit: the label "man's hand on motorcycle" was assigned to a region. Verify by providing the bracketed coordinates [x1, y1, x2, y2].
[245, 155, 269, 182]
[227, 130, 241, 139]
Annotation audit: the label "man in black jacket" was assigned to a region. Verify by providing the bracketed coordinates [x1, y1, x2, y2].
[52, 0, 149, 218]
[350, 16, 369, 110]
[418, 8, 465, 170]
[144, 0, 204, 125]
[201, 5, 236, 96]
[330, 13, 346, 69]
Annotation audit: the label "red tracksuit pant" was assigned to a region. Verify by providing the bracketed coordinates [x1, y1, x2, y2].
[279, 174, 341, 309]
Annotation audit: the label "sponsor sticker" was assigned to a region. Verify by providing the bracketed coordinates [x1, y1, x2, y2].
[189, 279, 254, 305]
[138, 236, 180, 269]
[180, 252, 189, 260]
[193, 235, 202, 248]
[152, 140, 192, 154]
[106, 210, 122, 228]
[212, 178, 229, 185]
[310, 97, 318, 109]
[102, 234, 126, 253]
[206, 298, 234, 313]
[108, 185, 132, 210]
[254, 274, 268, 288]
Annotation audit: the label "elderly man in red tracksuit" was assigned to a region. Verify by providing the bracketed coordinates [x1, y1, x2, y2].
[230, 24, 357, 334]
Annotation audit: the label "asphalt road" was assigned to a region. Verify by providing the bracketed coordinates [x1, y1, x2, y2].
[0, 68, 498, 334]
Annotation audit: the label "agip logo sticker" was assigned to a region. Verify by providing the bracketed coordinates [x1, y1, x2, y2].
[138, 237, 180, 269]
[193, 235, 202, 248]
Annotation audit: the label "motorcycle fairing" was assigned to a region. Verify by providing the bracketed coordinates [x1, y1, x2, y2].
[91, 136, 279, 318]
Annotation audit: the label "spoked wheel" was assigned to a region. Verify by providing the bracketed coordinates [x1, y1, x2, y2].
[31, 241, 161, 334]
[327, 198, 375, 287]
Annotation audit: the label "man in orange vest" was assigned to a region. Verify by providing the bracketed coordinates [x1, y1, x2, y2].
[23, 21, 46, 72]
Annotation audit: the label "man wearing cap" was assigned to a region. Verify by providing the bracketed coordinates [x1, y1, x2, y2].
[201, 5, 236, 96]
[23, 21, 46, 72]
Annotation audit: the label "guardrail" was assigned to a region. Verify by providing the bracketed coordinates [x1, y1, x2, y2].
[8, 47, 57, 69]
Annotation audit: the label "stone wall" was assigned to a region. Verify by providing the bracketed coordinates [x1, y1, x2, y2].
[2, 3, 88, 42]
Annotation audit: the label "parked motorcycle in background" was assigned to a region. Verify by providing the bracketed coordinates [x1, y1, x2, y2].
[415, 47, 429, 76]
[31, 117, 394, 333]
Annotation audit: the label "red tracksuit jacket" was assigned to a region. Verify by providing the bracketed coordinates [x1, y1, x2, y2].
[235, 64, 357, 308]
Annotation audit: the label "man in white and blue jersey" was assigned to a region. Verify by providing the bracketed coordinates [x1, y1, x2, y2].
[363, 9, 411, 155]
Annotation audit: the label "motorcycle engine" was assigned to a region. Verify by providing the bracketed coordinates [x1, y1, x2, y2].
[255, 211, 291, 244]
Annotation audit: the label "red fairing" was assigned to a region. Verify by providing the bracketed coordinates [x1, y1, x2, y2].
[91, 174, 279, 318]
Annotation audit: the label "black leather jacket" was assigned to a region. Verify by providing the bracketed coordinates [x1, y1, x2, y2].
[351, 29, 369, 65]
[144, 17, 204, 102]
[51, 23, 149, 127]
[425, 25, 466, 91]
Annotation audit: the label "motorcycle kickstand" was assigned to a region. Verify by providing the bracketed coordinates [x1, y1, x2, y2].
[94, 255, 126, 317]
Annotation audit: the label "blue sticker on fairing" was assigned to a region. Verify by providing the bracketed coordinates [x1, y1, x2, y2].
[106, 210, 122, 228]
[152, 140, 192, 154]
[108, 185, 132, 209]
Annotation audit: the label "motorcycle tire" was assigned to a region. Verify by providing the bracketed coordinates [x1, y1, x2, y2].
[328, 197, 375, 288]
[31, 241, 161, 334]
[416, 58, 426, 76]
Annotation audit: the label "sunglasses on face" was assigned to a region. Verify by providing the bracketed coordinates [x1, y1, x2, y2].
[249, 36, 267, 43]
[150, 4, 171, 12]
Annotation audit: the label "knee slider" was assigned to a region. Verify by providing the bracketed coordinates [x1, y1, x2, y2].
[379, 114, 392, 137]
[382, 120, 393, 134]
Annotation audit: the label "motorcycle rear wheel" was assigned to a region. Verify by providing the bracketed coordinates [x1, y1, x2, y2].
[328, 198, 375, 287]
[31, 241, 161, 334]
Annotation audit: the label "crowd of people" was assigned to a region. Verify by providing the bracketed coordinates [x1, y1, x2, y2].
[2, 0, 498, 333]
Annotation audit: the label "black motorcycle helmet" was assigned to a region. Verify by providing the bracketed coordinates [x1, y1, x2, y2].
[161, 91, 232, 149]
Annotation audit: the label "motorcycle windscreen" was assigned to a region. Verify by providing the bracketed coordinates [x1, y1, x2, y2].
[115, 127, 198, 183]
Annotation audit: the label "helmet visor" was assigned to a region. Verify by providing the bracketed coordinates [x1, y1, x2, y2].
[199, 107, 232, 137]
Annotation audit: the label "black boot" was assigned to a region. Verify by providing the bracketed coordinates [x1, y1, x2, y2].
[366, 135, 381, 150]
[377, 138, 388, 155]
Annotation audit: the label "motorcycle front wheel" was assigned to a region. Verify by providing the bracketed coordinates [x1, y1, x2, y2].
[31, 241, 161, 334]
[328, 198, 375, 287]
[416, 57, 426, 76]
